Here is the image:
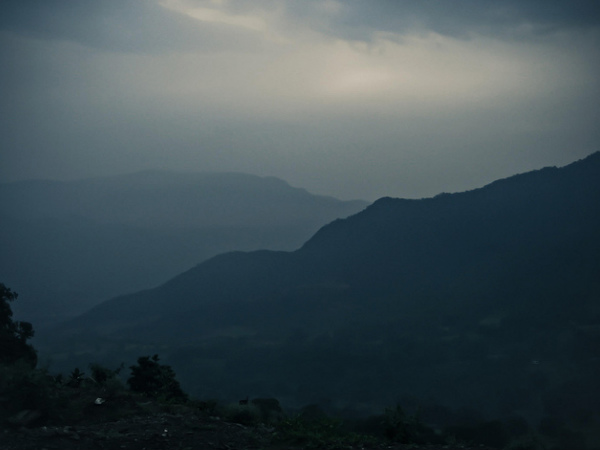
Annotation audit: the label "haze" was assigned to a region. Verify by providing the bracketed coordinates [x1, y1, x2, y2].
[1, 0, 599, 200]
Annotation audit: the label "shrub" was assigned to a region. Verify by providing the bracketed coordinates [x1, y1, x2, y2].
[88, 363, 127, 399]
[89, 363, 119, 385]
[67, 368, 85, 387]
[382, 403, 438, 444]
[0, 363, 63, 425]
[127, 355, 187, 402]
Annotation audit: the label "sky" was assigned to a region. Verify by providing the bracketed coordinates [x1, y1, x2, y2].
[1, 0, 599, 201]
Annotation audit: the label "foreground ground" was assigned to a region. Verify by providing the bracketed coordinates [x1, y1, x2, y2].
[1, 411, 500, 450]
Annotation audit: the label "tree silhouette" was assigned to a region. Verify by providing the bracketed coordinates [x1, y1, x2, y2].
[127, 354, 186, 401]
[0, 283, 37, 367]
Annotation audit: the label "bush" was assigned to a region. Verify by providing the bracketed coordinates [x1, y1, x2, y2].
[127, 355, 187, 402]
[67, 368, 85, 387]
[89, 363, 121, 385]
[0, 363, 63, 425]
[382, 403, 439, 444]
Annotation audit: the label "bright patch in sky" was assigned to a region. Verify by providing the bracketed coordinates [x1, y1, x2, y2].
[1, 0, 598, 200]
[160, 0, 268, 32]
[150, 2, 585, 116]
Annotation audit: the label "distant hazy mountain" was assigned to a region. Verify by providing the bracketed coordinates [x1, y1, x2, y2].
[0, 171, 368, 326]
[49, 152, 600, 433]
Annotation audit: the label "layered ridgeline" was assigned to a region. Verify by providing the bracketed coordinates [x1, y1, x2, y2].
[49, 153, 600, 431]
[0, 171, 367, 327]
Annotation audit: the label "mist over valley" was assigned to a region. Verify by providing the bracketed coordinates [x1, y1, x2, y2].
[0, 171, 367, 327]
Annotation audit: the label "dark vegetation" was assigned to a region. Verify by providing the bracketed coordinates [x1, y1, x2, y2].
[2, 284, 500, 449]
[0, 284, 36, 367]
[127, 354, 187, 402]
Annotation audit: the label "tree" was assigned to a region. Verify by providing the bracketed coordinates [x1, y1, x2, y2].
[127, 354, 187, 401]
[0, 283, 37, 367]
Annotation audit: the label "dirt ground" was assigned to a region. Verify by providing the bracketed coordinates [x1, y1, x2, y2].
[0, 412, 499, 450]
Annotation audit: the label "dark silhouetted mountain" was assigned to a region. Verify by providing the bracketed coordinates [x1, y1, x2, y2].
[62, 152, 600, 336]
[0, 171, 367, 326]
[44, 153, 600, 435]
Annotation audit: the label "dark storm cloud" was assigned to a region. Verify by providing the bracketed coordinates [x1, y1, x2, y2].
[343, 0, 600, 36]
[4, 0, 598, 53]
[1, 0, 598, 200]
[0, 0, 262, 53]
[224, 0, 600, 40]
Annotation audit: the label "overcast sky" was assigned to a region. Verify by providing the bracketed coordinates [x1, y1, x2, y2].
[1, 0, 599, 200]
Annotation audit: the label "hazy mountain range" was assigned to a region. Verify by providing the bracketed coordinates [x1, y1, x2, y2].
[44, 152, 600, 433]
[0, 171, 367, 327]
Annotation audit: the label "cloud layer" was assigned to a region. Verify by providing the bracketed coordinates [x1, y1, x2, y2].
[1, 0, 599, 200]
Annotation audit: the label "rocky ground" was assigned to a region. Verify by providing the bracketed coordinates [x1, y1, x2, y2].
[1, 412, 266, 450]
[0, 412, 500, 450]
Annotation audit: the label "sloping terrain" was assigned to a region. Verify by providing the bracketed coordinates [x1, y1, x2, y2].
[61, 152, 600, 340]
[0, 171, 367, 327]
[44, 153, 600, 446]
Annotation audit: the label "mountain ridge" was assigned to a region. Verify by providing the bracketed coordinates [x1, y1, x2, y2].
[0, 171, 368, 326]
[0, 170, 367, 228]
[65, 151, 600, 338]
[38, 152, 600, 441]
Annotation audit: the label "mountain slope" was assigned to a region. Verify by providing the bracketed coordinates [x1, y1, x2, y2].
[46, 152, 600, 436]
[0, 171, 366, 228]
[0, 171, 367, 326]
[66, 152, 600, 337]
